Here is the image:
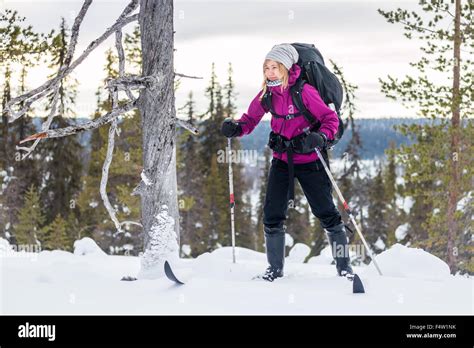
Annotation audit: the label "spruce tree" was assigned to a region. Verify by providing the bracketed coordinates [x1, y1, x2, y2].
[223, 63, 254, 250]
[14, 185, 45, 246]
[40, 214, 71, 251]
[40, 17, 83, 235]
[366, 164, 389, 251]
[0, 9, 50, 242]
[176, 91, 204, 257]
[77, 43, 143, 254]
[255, 147, 272, 252]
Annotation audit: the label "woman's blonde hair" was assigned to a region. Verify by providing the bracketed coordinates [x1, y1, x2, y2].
[259, 59, 289, 101]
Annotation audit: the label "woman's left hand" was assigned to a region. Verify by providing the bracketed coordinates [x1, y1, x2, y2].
[304, 131, 327, 149]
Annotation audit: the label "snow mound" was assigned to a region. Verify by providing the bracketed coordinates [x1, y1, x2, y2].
[307, 245, 334, 265]
[209, 246, 266, 262]
[395, 223, 410, 241]
[73, 237, 107, 256]
[0, 237, 12, 254]
[365, 243, 451, 280]
[286, 243, 311, 263]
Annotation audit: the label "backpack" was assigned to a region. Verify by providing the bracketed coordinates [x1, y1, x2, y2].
[261, 42, 345, 149]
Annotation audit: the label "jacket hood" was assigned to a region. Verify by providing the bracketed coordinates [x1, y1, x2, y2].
[267, 64, 301, 93]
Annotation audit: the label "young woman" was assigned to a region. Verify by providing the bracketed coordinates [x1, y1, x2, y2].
[221, 44, 353, 281]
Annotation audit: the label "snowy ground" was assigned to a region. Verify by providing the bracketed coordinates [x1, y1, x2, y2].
[1, 238, 472, 315]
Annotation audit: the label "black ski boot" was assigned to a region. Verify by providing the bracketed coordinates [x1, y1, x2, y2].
[261, 225, 285, 282]
[325, 223, 354, 276]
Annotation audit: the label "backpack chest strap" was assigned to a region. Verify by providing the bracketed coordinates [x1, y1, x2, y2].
[270, 111, 303, 120]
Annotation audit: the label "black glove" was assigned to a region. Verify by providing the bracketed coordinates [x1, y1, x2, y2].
[221, 118, 242, 138]
[304, 131, 327, 149]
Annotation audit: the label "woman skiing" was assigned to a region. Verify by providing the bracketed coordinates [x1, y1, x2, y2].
[221, 43, 353, 281]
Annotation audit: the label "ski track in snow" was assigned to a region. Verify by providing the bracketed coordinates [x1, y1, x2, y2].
[1, 240, 472, 315]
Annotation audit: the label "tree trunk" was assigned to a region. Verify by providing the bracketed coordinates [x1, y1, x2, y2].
[137, 0, 179, 279]
[446, 0, 461, 274]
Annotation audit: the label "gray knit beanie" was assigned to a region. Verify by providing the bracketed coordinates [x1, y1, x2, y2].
[265, 43, 299, 70]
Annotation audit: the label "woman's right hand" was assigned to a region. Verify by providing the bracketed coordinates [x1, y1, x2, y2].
[221, 118, 243, 138]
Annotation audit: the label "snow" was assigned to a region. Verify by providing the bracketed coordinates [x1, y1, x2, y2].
[181, 244, 191, 257]
[73, 237, 107, 256]
[374, 237, 386, 250]
[457, 192, 472, 211]
[140, 170, 152, 186]
[138, 205, 179, 280]
[1, 241, 472, 315]
[0, 237, 12, 253]
[396, 195, 414, 214]
[364, 244, 451, 281]
[286, 243, 311, 263]
[285, 233, 294, 247]
[395, 223, 410, 241]
[307, 245, 334, 265]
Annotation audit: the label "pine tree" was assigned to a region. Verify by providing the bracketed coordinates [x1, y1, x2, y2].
[40, 214, 71, 251]
[384, 141, 405, 246]
[327, 61, 369, 259]
[366, 164, 389, 251]
[223, 63, 254, 250]
[39, 18, 83, 231]
[14, 185, 45, 246]
[176, 91, 203, 256]
[0, 9, 50, 242]
[186, 63, 254, 255]
[378, 0, 473, 273]
[77, 43, 143, 255]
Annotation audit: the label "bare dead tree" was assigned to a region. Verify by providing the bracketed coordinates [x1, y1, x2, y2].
[4, 0, 200, 278]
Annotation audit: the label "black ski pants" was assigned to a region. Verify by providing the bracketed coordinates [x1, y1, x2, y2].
[263, 158, 342, 231]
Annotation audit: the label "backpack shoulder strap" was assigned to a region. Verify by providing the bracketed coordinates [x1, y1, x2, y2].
[290, 79, 319, 129]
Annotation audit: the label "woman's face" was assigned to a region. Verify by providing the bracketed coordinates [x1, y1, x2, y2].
[264, 60, 283, 81]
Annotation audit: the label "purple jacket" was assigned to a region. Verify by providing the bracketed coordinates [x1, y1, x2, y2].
[237, 64, 339, 164]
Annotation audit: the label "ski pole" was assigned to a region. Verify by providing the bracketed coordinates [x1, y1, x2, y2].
[227, 137, 236, 263]
[315, 147, 383, 276]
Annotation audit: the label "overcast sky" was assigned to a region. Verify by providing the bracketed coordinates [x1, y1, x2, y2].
[2, 0, 428, 119]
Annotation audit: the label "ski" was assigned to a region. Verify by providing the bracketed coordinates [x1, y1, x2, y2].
[343, 273, 365, 294]
[120, 275, 137, 281]
[164, 260, 185, 285]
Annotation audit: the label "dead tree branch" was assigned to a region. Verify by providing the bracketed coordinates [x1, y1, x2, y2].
[5, 1, 139, 122]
